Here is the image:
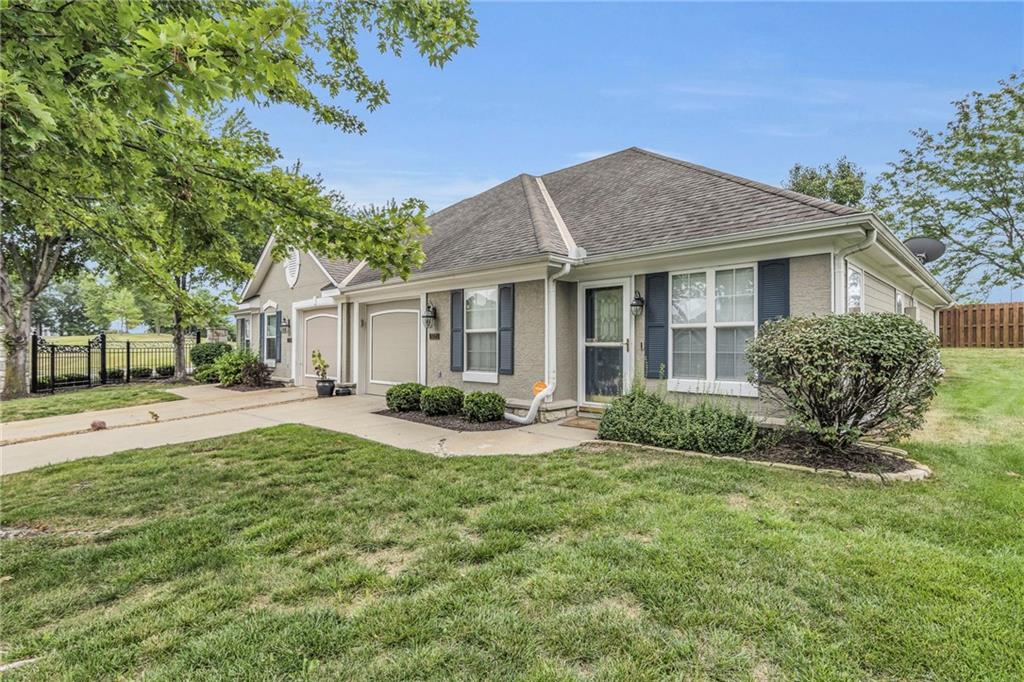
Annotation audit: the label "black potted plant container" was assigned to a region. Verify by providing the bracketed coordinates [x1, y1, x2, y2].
[311, 349, 335, 397]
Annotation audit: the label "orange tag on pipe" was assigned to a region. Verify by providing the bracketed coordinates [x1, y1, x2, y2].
[533, 381, 547, 396]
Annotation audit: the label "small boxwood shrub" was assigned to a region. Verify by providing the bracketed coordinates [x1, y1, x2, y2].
[102, 368, 125, 382]
[155, 365, 175, 378]
[463, 391, 506, 422]
[191, 341, 232, 368]
[420, 385, 464, 416]
[598, 387, 758, 455]
[746, 313, 942, 449]
[130, 367, 153, 380]
[386, 382, 425, 412]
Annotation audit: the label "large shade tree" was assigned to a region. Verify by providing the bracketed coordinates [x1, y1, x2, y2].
[0, 0, 477, 398]
[871, 72, 1024, 298]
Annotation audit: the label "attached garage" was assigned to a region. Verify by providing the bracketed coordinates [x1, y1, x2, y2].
[363, 299, 420, 396]
[299, 307, 339, 388]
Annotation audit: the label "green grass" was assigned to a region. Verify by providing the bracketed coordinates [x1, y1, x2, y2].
[1, 384, 185, 423]
[1, 349, 1021, 680]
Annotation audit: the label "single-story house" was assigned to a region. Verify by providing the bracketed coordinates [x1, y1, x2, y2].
[233, 148, 953, 420]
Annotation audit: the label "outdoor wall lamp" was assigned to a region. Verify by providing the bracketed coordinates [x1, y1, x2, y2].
[281, 316, 291, 332]
[630, 291, 645, 317]
[422, 304, 437, 329]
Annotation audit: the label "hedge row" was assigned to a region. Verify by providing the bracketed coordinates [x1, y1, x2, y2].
[385, 383, 507, 423]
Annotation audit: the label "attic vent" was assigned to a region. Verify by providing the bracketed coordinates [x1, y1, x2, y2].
[283, 248, 301, 288]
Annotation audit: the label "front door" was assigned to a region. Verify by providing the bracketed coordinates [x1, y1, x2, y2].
[581, 281, 630, 405]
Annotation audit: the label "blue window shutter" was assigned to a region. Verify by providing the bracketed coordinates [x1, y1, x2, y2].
[758, 259, 790, 326]
[450, 289, 464, 372]
[498, 283, 515, 375]
[259, 313, 266, 358]
[645, 272, 668, 379]
[275, 311, 282, 362]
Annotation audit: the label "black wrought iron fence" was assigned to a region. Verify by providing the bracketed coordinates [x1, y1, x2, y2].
[30, 332, 201, 393]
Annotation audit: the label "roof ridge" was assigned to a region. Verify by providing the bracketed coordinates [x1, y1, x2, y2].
[519, 173, 561, 254]
[628, 147, 859, 217]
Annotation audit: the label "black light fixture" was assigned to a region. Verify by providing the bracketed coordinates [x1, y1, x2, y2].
[630, 291, 645, 317]
[421, 303, 437, 329]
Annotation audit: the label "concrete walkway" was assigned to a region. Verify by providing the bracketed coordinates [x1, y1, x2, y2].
[1, 393, 595, 475]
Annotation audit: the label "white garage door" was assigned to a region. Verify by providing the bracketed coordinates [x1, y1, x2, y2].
[301, 308, 338, 388]
[368, 308, 418, 395]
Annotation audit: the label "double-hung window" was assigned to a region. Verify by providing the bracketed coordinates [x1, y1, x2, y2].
[668, 266, 756, 396]
[464, 287, 498, 383]
[264, 312, 277, 366]
[240, 318, 251, 350]
[895, 290, 910, 315]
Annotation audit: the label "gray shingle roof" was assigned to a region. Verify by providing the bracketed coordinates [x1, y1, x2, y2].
[341, 147, 862, 287]
[313, 257, 361, 285]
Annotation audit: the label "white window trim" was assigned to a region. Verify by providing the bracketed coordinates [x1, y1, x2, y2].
[263, 309, 278, 368]
[463, 286, 499, 384]
[667, 264, 758, 398]
[241, 317, 251, 350]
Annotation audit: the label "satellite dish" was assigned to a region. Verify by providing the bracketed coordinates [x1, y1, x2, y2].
[903, 237, 946, 264]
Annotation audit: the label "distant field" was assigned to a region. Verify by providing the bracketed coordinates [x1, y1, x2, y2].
[44, 333, 175, 345]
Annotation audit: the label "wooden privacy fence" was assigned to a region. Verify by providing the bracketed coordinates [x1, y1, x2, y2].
[939, 303, 1024, 348]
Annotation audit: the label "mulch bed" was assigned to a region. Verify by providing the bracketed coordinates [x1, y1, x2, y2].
[375, 409, 523, 432]
[217, 381, 288, 392]
[749, 431, 917, 473]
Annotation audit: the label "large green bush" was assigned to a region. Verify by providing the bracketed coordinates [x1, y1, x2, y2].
[598, 386, 758, 454]
[386, 382, 425, 412]
[463, 391, 506, 422]
[746, 313, 942, 449]
[420, 385, 464, 416]
[207, 349, 270, 387]
[191, 342, 232, 368]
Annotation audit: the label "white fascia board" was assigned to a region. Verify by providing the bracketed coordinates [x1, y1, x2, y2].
[339, 257, 551, 302]
[307, 251, 340, 287]
[339, 260, 367, 287]
[866, 215, 954, 304]
[239, 235, 276, 302]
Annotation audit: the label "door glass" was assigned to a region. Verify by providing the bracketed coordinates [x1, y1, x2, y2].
[584, 286, 625, 403]
[585, 287, 623, 342]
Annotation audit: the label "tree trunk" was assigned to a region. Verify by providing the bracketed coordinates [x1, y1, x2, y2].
[172, 274, 188, 380]
[1, 299, 33, 400]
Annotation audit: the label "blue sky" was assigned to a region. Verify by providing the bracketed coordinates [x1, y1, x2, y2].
[246, 1, 1023, 299]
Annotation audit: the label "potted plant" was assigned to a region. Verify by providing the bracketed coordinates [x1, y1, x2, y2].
[311, 350, 334, 397]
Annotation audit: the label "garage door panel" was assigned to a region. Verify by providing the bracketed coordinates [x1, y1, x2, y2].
[369, 310, 418, 393]
[303, 311, 338, 386]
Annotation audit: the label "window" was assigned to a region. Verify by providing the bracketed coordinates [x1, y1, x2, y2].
[464, 287, 498, 382]
[669, 266, 756, 394]
[847, 266, 863, 311]
[240, 318, 251, 349]
[264, 312, 277, 364]
[895, 291, 910, 315]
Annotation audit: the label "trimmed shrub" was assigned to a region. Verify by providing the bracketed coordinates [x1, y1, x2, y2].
[56, 373, 89, 384]
[194, 364, 220, 383]
[598, 386, 759, 455]
[191, 341, 232, 368]
[746, 313, 942, 449]
[155, 365, 175, 378]
[386, 382, 425, 412]
[463, 391, 506, 423]
[102, 368, 125, 382]
[208, 349, 256, 386]
[420, 385, 464, 416]
[130, 367, 153, 380]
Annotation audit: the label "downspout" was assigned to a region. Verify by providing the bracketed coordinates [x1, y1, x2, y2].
[505, 262, 572, 424]
[834, 225, 877, 312]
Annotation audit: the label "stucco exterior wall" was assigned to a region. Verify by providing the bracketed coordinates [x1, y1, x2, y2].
[553, 280, 577, 402]
[789, 254, 832, 316]
[863, 272, 896, 314]
[424, 279, 546, 402]
[244, 250, 334, 381]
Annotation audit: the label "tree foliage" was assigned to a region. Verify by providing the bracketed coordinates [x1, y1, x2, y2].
[31, 277, 95, 336]
[0, 0, 477, 397]
[871, 73, 1023, 297]
[784, 156, 866, 207]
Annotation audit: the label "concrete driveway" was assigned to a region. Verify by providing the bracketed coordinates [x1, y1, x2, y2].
[1, 391, 595, 474]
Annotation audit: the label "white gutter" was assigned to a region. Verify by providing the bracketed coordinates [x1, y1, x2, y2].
[505, 262, 572, 424]
[834, 225, 877, 312]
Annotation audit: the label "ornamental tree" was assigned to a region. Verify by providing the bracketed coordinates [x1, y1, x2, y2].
[871, 72, 1024, 298]
[0, 0, 477, 397]
[746, 314, 943, 450]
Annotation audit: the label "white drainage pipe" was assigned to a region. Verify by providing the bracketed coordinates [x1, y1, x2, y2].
[505, 381, 557, 425]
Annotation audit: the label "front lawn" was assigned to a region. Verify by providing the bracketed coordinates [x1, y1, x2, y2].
[1, 349, 1022, 679]
[1, 384, 184, 423]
